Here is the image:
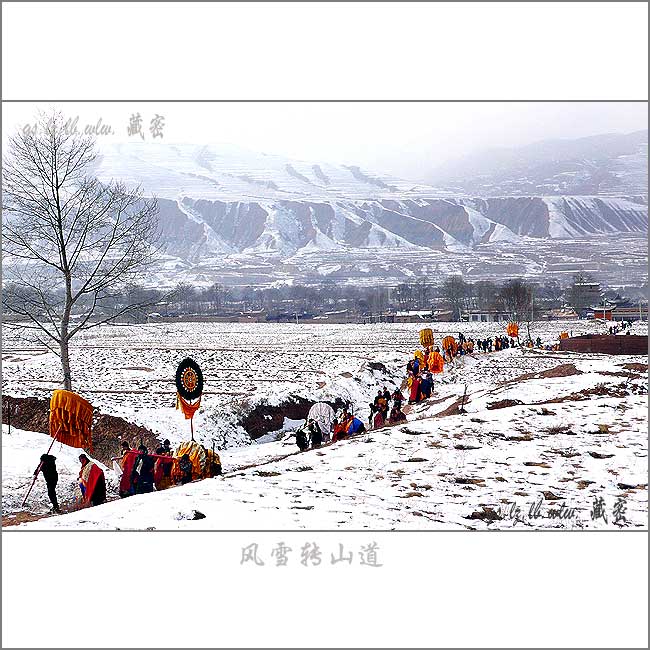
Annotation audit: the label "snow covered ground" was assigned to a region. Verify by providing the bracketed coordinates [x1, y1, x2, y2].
[2, 320, 647, 530]
[2, 321, 415, 448]
[1, 426, 116, 521]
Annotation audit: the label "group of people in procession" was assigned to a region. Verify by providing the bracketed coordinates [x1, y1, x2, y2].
[609, 321, 634, 335]
[34, 437, 222, 513]
[113, 438, 221, 498]
[295, 328, 527, 451]
[296, 386, 410, 452]
[443, 331, 521, 357]
[368, 386, 407, 428]
[405, 329, 529, 406]
[296, 409, 366, 452]
[113, 439, 174, 498]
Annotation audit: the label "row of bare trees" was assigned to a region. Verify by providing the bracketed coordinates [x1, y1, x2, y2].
[106, 276, 546, 323]
[440, 276, 538, 321]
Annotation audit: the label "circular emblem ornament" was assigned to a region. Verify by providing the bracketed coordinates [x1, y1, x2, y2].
[175, 358, 204, 401]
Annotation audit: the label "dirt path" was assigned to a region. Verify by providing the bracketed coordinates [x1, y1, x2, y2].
[2, 495, 121, 528]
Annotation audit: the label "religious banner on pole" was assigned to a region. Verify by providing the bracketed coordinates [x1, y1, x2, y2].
[175, 358, 204, 440]
[49, 389, 94, 449]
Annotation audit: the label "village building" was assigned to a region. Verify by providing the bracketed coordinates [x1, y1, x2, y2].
[545, 307, 579, 320]
[461, 309, 511, 323]
[590, 303, 649, 322]
[394, 309, 453, 323]
[569, 281, 602, 313]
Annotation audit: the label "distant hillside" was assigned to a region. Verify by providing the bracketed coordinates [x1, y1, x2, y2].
[84, 141, 648, 288]
[428, 130, 648, 196]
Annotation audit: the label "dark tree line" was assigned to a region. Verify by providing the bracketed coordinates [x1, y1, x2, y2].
[39, 275, 582, 323]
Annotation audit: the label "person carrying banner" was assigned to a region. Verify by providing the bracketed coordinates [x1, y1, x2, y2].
[34, 454, 60, 513]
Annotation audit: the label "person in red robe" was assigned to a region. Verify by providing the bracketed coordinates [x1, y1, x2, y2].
[119, 449, 138, 497]
[78, 454, 106, 507]
[409, 375, 421, 404]
[153, 447, 175, 491]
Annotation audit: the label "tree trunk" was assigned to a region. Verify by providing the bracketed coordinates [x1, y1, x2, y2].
[60, 273, 73, 390]
[60, 338, 72, 390]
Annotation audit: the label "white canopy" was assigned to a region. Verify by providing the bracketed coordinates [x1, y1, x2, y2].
[307, 402, 335, 435]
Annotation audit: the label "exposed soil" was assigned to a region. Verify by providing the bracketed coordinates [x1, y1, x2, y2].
[90, 413, 162, 466]
[2, 391, 351, 463]
[2, 494, 121, 528]
[507, 363, 582, 383]
[487, 398, 524, 410]
[622, 363, 648, 372]
[2, 511, 51, 527]
[599, 370, 644, 379]
[543, 383, 632, 404]
[1, 394, 161, 466]
[465, 507, 502, 522]
[434, 395, 470, 417]
[238, 396, 348, 440]
[617, 482, 648, 491]
[2, 396, 49, 434]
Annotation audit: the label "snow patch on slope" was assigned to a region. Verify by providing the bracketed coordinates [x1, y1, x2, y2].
[545, 197, 583, 238]
[465, 206, 496, 243]
[489, 223, 524, 243]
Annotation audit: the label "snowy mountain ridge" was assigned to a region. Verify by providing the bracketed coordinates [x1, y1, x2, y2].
[91, 142, 648, 286]
[155, 194, 647, 261]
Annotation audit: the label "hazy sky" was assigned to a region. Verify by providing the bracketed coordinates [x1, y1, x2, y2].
[3, 102, 647, 181]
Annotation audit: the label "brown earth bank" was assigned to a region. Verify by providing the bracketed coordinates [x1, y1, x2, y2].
[2, 393, 351, 461]
[239, 396, 349, 439]
[559, 334, 648, 355]
[2, 394, 162, 466]
[509, 363, 583, 383]
[622, 362, 648, 372]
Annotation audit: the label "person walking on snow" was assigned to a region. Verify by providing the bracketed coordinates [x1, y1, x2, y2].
[367, 403, 376, 429]
[78, 454, 106, 507]
[34, 454, 60, 513]
[391, 388, 405, 410]
[307, 419, 323, 448]
[131, 445, 155, 494]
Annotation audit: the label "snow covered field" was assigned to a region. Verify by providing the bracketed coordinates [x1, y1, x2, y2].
[2, 320, 647, 530]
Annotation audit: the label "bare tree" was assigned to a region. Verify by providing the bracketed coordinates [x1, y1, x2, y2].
[413, 276, 431, 309]
[441, 275, 470, 321]
[204, 282, 225, 313]
[370, 286, 389, 314]
[473, 280, 498, 310]
[567, 271, 600, 312]
[174, 281, 196, 311]
[497, 279, 532, 318]
[498, 279, 534, 339]
[2, 112, 159, 390]
[540, 280, 564, 309]
[393, 283, 414, 311]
